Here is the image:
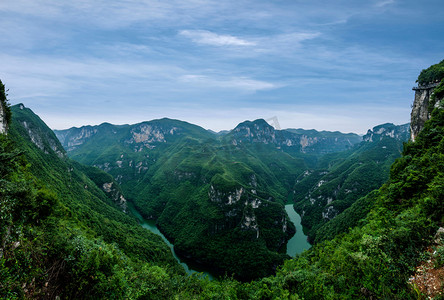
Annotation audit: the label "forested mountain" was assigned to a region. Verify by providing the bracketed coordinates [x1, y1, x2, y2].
[53, 112, 411, 279]
[223, 119, 361, 156]
[292, 122, 410, 241]
[1, 100, 184, 298]
[56, 118, 309, 279]
[1, 60, 443, 298]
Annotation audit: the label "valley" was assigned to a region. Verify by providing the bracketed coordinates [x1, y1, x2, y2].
[1, 59, 443, 298]
[52, 108, 409, 279]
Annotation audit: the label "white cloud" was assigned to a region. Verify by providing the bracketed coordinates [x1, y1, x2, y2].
[375, 0, 395, 8]
[179, 30, 255, 47]
[180, 74, 279, 91]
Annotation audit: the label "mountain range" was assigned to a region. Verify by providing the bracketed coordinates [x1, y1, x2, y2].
[53, 111, 408, 279]
[1, 60, 443, 298]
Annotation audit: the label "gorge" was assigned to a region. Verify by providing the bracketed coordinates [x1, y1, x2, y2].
[1, 59, 443, 298]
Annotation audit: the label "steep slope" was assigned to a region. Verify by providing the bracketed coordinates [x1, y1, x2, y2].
[292, 122, 410, 241]
[55, 119, 216, 198]
[411, 59, 444, 141]
[226, 119, 361, 157]
[0, 80, 10, 134]
[2, 104, 183, 298]
[135, 139, 307, 279]
[55, 118, 308, 280]
[2, 61, 443, 299]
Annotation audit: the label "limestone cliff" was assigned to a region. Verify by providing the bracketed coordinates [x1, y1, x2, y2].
[0, 98, 7, 134]
[228, 119, 361, 155]
[363, 123, 410, 142]
[411, 59, 444, 141]
[0, 80, 9, 134]
[410, 83, 439, 141]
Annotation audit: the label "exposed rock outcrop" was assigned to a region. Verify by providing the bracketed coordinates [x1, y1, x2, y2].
[102, 182, 127, 212]
[207, 182, 292, 243]
[228, 119, 362, 155]
[363, 123, 410, 142]
[410, 83, 439, 141]
[0, 81, 8, 134]
[16, 104, 66, 158]
[0, 99, 7, 134]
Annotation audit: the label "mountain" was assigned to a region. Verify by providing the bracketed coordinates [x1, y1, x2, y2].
[55, 118, 307, 280]
[2, 103, 183, 298]
[1, 60, 444, 298]
[53, 117, 401, 279]
[225, 119, 361, 156]
[292, 122, 410, 241]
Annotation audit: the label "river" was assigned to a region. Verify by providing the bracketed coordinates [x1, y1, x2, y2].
[127, 202, 215, 278]
[284, 204, 311, 256]
[128, 202, 310, 279]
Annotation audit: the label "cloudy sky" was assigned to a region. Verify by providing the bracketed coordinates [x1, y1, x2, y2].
[1, 0, 443, 133]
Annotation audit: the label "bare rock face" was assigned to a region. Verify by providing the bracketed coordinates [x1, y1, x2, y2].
[363, 123, 410, 142]
[410, 83, 439, 141]
[0, 97, 7, 134]
[102, 182, 128, 212]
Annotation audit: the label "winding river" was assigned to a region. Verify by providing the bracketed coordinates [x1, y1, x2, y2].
[128, 202, 310, 279]
[284, 204, 311, 256]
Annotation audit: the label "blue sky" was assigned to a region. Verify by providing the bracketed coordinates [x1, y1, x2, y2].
[1, 0, 443, 133]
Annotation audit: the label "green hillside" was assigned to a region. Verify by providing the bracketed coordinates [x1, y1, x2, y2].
[53, 111, 411, 279]
[292, 122, 409, 241]
[57, 118, 308, 280]
[1, 100, 185, 298]
[1, 59, 443, 299]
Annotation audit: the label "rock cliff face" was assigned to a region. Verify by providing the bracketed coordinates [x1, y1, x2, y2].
[410, 83, 439, 141]
[15, 104, 66, 158]
[293, 122, 409, 240]
[55, 125, 99, 152]
[0, 81, 8, 134]
[363, 123, 410, 142]
[228, 119, 361, 155]
[0, 99, 7, 134]
[102, 181, 128, 212]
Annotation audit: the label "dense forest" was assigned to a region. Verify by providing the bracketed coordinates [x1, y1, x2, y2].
[1, 60, 443, 298]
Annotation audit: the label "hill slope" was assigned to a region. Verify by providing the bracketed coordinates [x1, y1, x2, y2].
[1, 103, 184, 298]
[292, 122, 409, 241]
[1, 60, 443, 298]
[57, 118, 309, 279]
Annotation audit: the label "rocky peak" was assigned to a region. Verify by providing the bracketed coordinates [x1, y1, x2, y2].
[11, 104, 66, 158]
[128, 122, 180, 145]
[230, 119, 276, 145]
[363, 123, 410, 142]
[55, 125, 99, 151]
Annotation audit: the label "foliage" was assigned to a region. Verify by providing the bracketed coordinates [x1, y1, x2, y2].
[2, 59, 444, 298]
[417, 59, 444, 85]
[1, 105, 185, 298]
[55, 116, 306, 280]
[292, 126, 408, 241]
[429, 79, 444, 112]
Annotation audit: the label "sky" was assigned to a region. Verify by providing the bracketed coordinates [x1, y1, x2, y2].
[0, 0, 443, 134]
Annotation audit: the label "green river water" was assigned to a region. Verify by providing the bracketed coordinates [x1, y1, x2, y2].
[128, 203, 310, 279]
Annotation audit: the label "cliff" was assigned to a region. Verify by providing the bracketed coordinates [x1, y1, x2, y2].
[227, 119, 361, 155]
[410, 83, 438, 141]
[411, 60, 444, 141]
[0, 99, 6, 134]
[363, 122, 410, 142]
[0, 80, 9, 134]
